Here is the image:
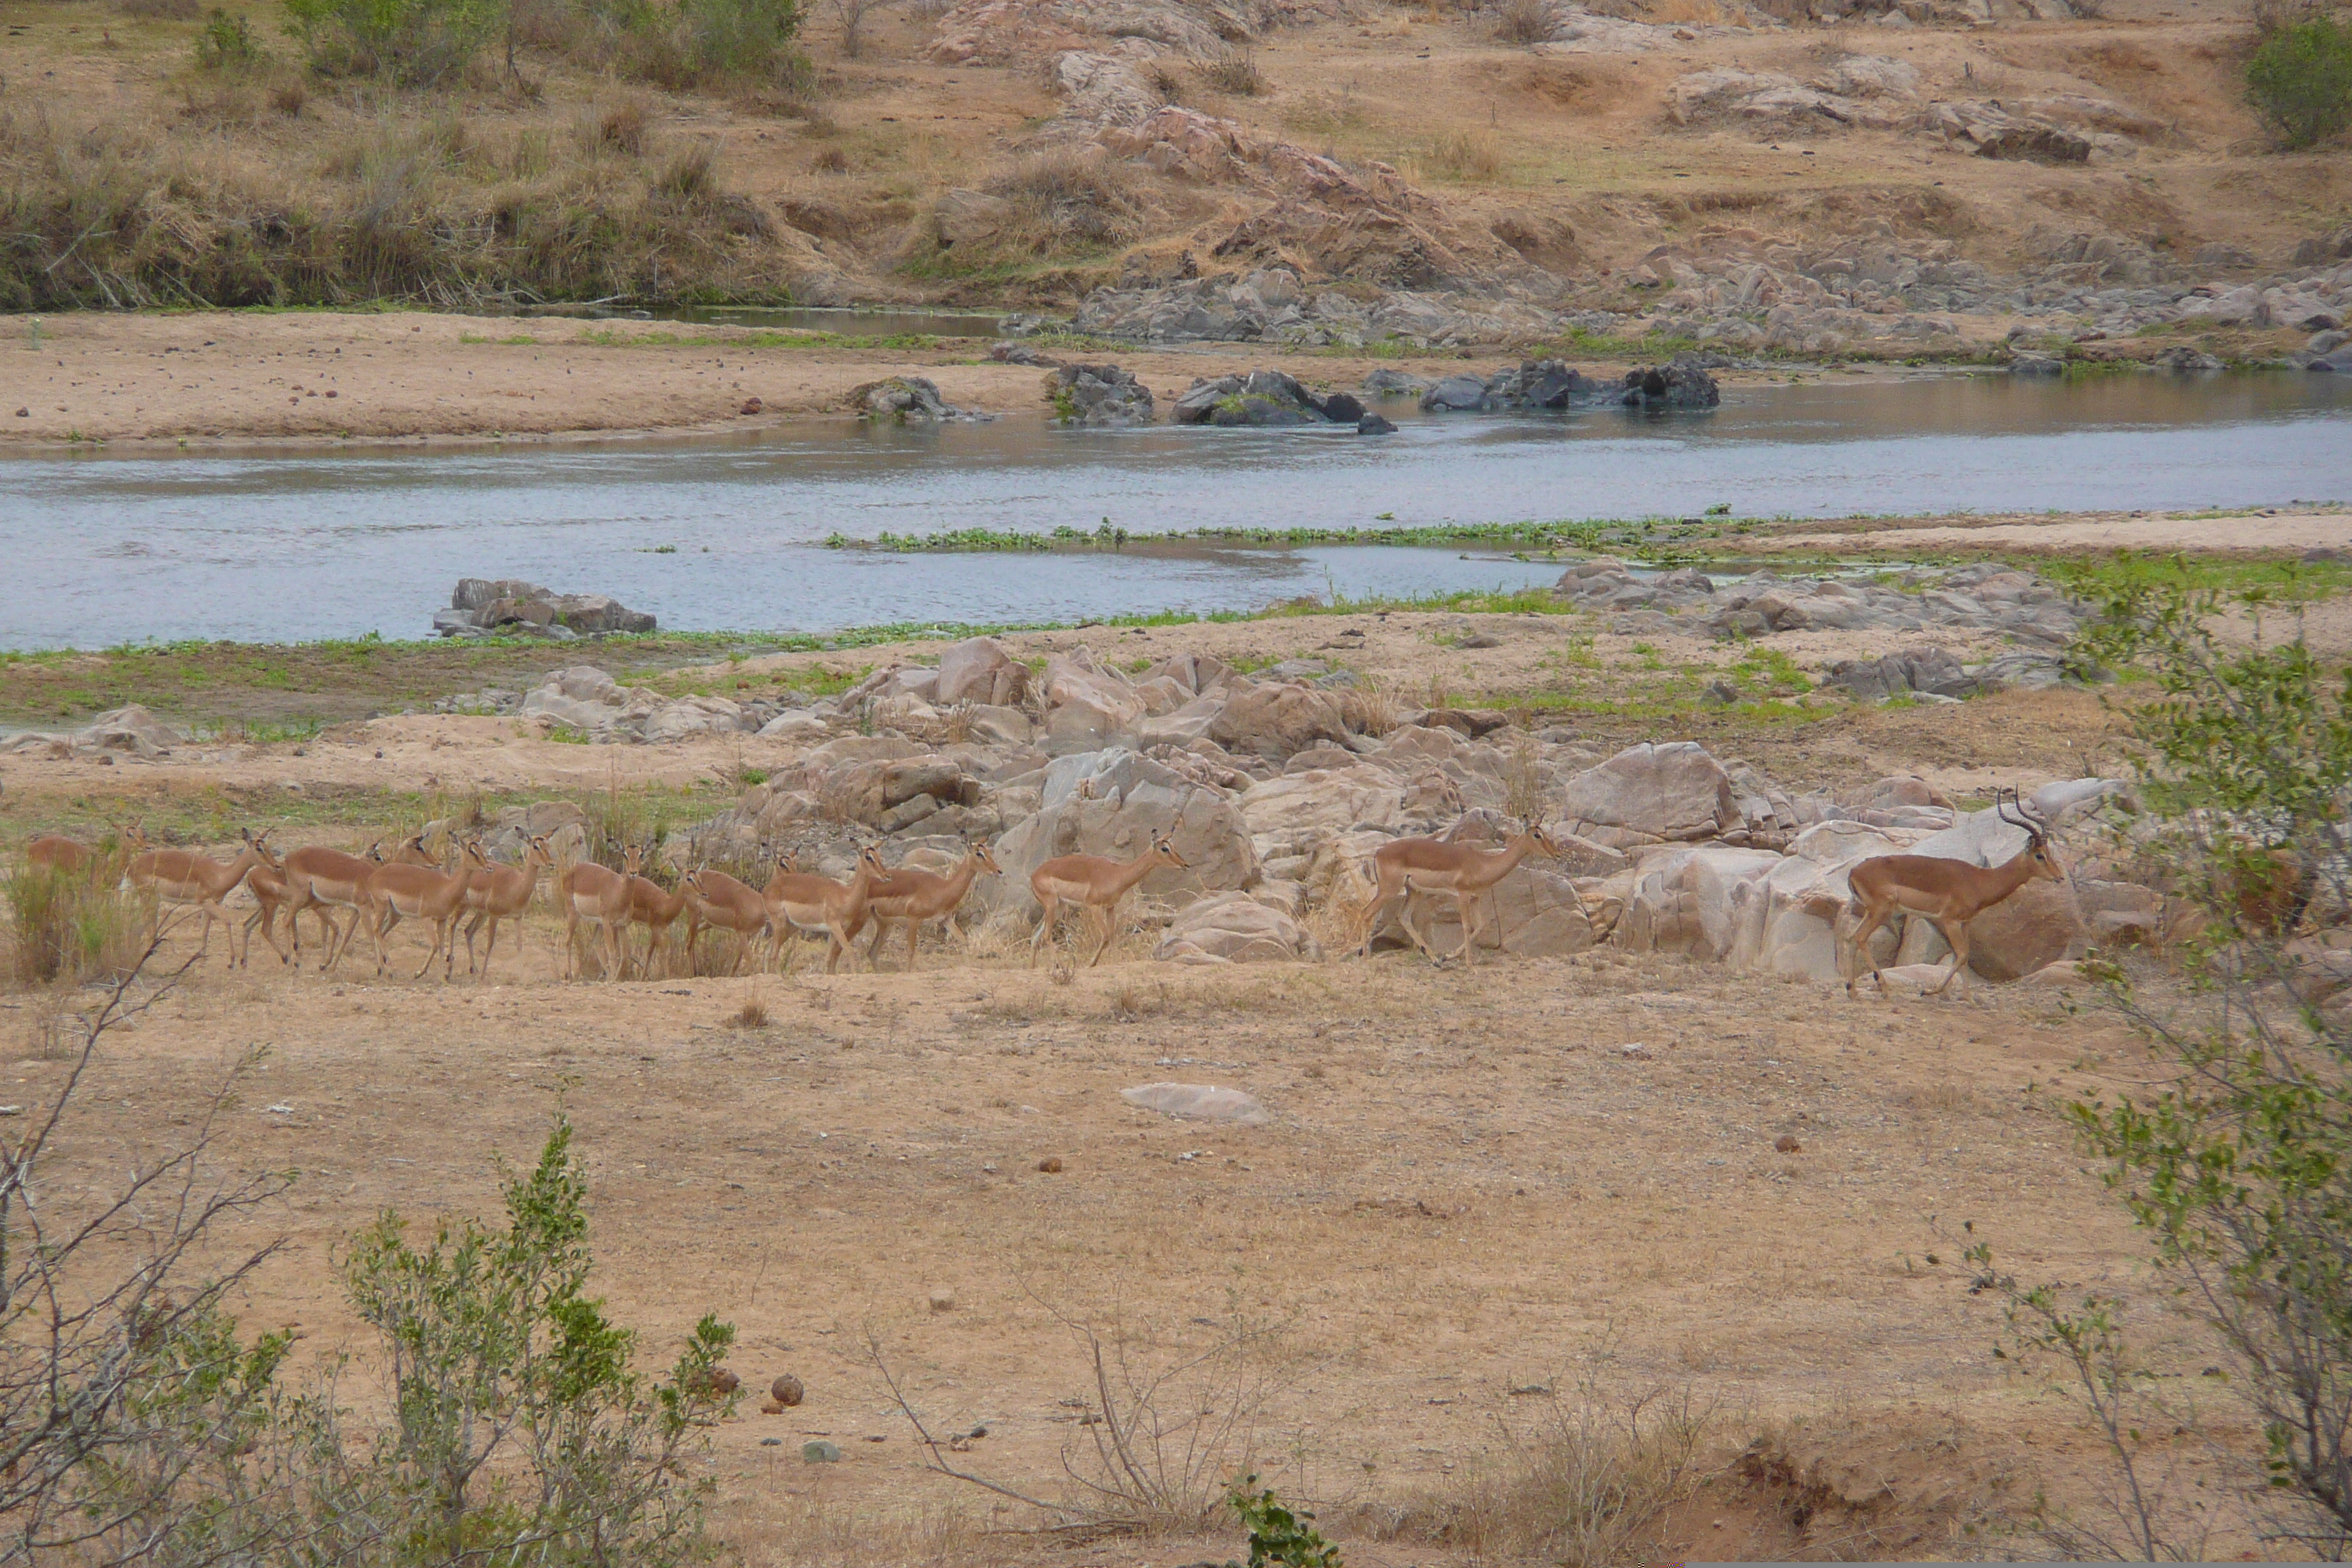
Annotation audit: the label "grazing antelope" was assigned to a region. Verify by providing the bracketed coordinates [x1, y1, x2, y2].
[1030, 831, 1190, 969]
[681, 866, 774, 978]
[457, 834, 554, 980]
[559, 843, 638, 982]
[121, 829, 279, 966]
[1355, 820, 1563, 967]
[764, 845, 886, 975]
[622, 855, 692, 979]
[1840, 788, 2066, 998]
[855, 838, 1001, 970]
[282, 845, 386, 971]
[353, 844, 486, 981]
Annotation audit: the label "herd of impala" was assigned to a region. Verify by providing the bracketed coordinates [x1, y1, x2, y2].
[18, 789, 2068, 992]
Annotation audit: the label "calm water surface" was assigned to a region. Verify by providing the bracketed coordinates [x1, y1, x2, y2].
[1, 372, 2345, 650]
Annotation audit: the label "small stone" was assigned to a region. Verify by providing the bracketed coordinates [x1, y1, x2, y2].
[12, 409, 26, 418]
[1356, 412, 1398, 435]
[928, 1288, 957, 1313]
[1774, 1134, 1802, 1153]
[761, 1436, 783, 1446]
[802, 1439, 841, 1463]
[760, 1398, 785, 1414]
[1037, 1156, 1063, 1173]
[740, 396, 764, 415]
[772, 1373, 804, 1406]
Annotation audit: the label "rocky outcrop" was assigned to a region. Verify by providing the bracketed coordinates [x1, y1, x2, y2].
[1550, 559, 2091, 647]
[1048, 363, 1155, 426]
[1420, 358, 1607, 412]
[978, 747, 1259, 921]
[1156, 890, 1321, 963]
[75, 704, 182, 758]
[1560, 742, 1740, 848]
[935, 636, 1030, 707]
[851, 376, 981, 423]
[1169, 369, 1357, 426]
[434, 579, 656, 639]
[1618, 363, 1720, 409]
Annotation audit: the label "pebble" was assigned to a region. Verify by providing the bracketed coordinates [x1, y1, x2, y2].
[772, 1373, 804, 1406]
[1037, 1156, 1063, 1173]
[1775, 1134, 1803, 1153]
[802, 1440, 841, 1463]
[928, 1288, 956, 1313]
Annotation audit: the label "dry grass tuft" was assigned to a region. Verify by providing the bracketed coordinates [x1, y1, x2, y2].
[1379, 1385, 1711, 1565]
[1422, 127, 1504, 181]
[4, 866, 143, 992]
[1492, 0, 1558, 44]
[1199, 47, 1264, 95]
[1340, 679, 1403, 737]
[726, 994, 771, 1029]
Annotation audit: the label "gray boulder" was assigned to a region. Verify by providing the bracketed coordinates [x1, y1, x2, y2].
[853, 376, 972, 423]
[1155, 892, 1322, 964]
[935, 636, 1030, 707]
[1048, 363, 1155, 426]
[1826, 646, 1977, 702]
[1357, 412, 1398, 435]
[1362, 368, 1432, 399]
[75, 704, 181, 758]
[1418, 374, 1491, 412]
[976, 747, 1259, 922]
[1560, 742, 1739, 847]
[440, 578, 655, 638]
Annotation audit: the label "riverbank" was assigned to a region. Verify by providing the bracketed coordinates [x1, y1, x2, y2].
[0, 307, 1719, 448]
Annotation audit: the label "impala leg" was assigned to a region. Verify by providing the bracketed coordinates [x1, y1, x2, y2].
[1088, 900, 1117, 968]
[903, 919, 919, 973]
[1030, 894, 1060, 968]
[1844, 902, 1895, 998]
[1452, 890, 1480, 967]
[478, 915, 503, 981]
[1357, 866, 1406, 959]
[1397, 889, 1441, 964]
[1927, 919, 1972, 996]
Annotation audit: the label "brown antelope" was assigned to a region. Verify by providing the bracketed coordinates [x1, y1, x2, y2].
[121, 829, 279, 966]
[353, 845, 486, 981]
[26, 821, 144, 879]
[240, 857, 342, 968]
[559, 843, 638, 981]
[280, 844, 382, 970]
[1840, 788, 2066, 998]
[380, 830, 447, 870]
[680, 866, 774, 978]
[621, 854, 692, 979]
[855, 839, 1001, 970]
[764, 845, 886, 975]
[1354, 820, 1563, 967]
[456, 834, 554, 980]
[1030, 831, 1190, 969]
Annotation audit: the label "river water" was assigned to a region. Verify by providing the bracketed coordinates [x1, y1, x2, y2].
[1, 371, 2345, 650]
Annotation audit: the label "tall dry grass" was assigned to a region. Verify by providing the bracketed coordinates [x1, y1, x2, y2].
[4, 866, 143, 991]
[0, 87, 785, 309]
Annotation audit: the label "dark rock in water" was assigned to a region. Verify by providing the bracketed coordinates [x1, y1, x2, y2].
[2008, 353, 2065, 377]
[1419, 374, 1492, 412]
[851, 375, 979, 423]
[1316, 391, 1365, 423]
[2151, 345, 2223, 374]
[1357, 412, 1398, 435]
[2310, 347, 2352, 374]
[1172, 369, 1349, 426]
[1620, 363, 1719, 409]
[1362, 367, 1432, 399]
[1047, 363, 1154, 426]
[440, 580, 654, 638]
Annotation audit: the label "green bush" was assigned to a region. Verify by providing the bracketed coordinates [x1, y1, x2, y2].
[282, 0, 508, 83]
[2246, 16, 2352, 148]
[193, 8, 263, 67]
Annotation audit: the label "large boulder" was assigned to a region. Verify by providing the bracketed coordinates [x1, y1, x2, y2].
[1608, 845, 1786, 961]
[1041, 647, 1146, 749]
[640, 694, 748, 743]
[1155, 891, 1321, 964]
[852, 376, 970, 423]
[1048, 363, 1155, 426]
[1619, 363, 1719, 409]
[935, 636, 1030, 706]
[978, 747, 1259, 921]
[521, 666, 630, 731]
[1170, 369, 1347, 426]
[1825, 646, 1977, 702]
[1238, 766, 1409, 843]
[75, 704, 181, 758]
[1207, 681, 1352, 761]
[1560, 742, 1739, 847]
[1964, 878, 2085, 981]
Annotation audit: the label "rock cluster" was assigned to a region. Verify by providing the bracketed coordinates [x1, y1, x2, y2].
[1551, 559, 2088, 652]
[1047, 363, 1154, 426]
[1170, 369, 1363, 427]
[851, 376, 984, 423]
[433, 579, 656, 640]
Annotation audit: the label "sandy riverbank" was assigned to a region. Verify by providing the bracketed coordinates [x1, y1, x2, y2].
[0, 308, 1725, 448]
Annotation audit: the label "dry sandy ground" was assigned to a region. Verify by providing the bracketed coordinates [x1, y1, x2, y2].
[7, 905, 2244, 1565]
[1752, 504, 2352, 557]
[0, 308, 1700, 448]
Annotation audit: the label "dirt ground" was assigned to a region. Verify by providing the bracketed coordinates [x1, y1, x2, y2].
[1749, 504, 2352, 557]
[6, 877, 2243, 1565]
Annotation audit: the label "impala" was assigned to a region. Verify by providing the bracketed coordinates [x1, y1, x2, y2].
[1354, 820, 1563, 967]
[121, 828, 279, 967]
[27, 821, 143, 879]
[280, 843, 382, 970]
[622, 854, 692, 980]
[681, 866, 774, 978]
[764, 845, 886, 975]
[559, 843, 638, 982]
[457, 834, 554, 980]
[855, 838, 1000, 970]
[1840, 788, 2065, 998]
[240, 856, 342, 969]
[354, 842, 487, 981]
[1030, 831, 1189, 969]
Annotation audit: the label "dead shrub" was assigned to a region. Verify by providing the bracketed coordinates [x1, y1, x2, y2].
[1503, 728, 1546, 825]
[1492, 0, 1556, 43]
[1423, 127, 1504, 180]
[656, 137, 720, 199]
[270, 78, 309, 115]
[1339, 679, 1402, 736]
[1199, 46, 1262, 95]
[594, 97, 653, 154]
[976, 150, 1146, 256]
[810, 143, 851, 173]
[1736, 1410, 2015, 1558]
[1384, 1386, 1711, 1566]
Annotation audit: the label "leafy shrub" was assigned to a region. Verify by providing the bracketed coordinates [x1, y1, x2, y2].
[2246, 16, 2352, 148]
[1232, 1477, 1343, 1567]
[193, 8, 262, 67]
[282, 0, 508, 83]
